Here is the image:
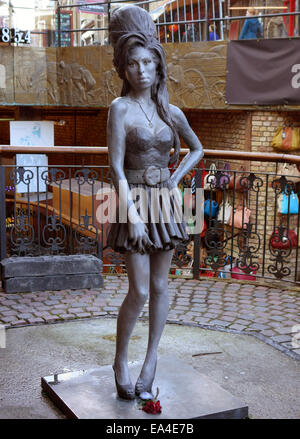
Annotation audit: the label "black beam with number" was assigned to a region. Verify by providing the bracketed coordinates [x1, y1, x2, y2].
[0, 27, 31, 44]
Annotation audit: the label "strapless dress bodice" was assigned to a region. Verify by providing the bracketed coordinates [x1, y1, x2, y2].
[124, 125, 173, 169]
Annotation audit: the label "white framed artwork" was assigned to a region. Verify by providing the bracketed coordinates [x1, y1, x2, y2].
[10, 121, 54, 194]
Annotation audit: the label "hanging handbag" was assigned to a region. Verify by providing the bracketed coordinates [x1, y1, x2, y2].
[228, 166, 248, 192]
[217, 162, 231, 189]
[201, 219, 207, 237]
[192, 160, 208, 190]
[277, 162, 300, 183]
[279, 190, 299, 215]
[270, 227, 298, 250]
[204, 163, 217, 190]
[217, 201, 233, 224]
[272, 126, 300, 151]
[204, 199, 219, 218]
[228, 206, 251, 229]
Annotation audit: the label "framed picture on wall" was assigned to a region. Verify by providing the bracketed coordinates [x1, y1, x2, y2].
[10, 121, 54, 194]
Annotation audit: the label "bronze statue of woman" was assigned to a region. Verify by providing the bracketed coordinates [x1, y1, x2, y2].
[107, 5, 203, 400]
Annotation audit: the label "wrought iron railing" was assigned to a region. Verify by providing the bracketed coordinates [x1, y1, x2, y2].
[19, 1, 300, 47]
[1, 147, 300, 285]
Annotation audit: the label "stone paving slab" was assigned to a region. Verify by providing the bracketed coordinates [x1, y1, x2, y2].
[0, 277, 299, 361]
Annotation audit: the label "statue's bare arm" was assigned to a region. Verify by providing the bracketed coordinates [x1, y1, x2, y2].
[169, 104, 204, 185]
[107, 98, 128, 192]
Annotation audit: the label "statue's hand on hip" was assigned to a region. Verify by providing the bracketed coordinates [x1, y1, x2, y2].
[166, 175, 178, 189]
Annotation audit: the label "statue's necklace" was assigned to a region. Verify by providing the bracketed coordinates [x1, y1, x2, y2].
[132, 99, 156, 128]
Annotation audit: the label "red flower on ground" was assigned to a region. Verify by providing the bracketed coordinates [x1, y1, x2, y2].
[142, 400, 162, 415]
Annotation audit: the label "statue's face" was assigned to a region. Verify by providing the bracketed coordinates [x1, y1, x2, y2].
[125, 46, 158, 92]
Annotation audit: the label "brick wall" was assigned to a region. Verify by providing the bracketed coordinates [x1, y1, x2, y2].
[42, 108, 108, 147]
[184, 110, 248, 151]
[0, 107, 108, 148]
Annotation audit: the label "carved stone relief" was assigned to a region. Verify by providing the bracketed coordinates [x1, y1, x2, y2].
[46, 48, 59, 105]
[55, 46, 120, 107]
[164, 42, 227, 109]
[0, 42, 228, 109]
[14, 47, 48, 105]
[0, 47, 13, 104]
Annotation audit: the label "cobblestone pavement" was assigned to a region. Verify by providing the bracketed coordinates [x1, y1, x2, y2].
[1, 276, 300, 360]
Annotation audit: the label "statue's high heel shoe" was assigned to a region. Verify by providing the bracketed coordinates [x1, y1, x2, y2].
[112, 365, 135, 400]
[135, 360, 157, 400]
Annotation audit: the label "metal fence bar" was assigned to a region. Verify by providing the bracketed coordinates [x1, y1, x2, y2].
[183, 0, 188, 41]
[163, 6, 167, 43]
[2, 147, 299, 164]
[176, 0, 181, 43]
[57, 5, 61, 47]
[69, 170, 73, 255]
[37, 166, 41, 256]
[192, 168, 202, 278]
[219, 0, 224, 40]
[0, 167, 7, 261]
[198, 0, 202, 41]
[212, 0, 216, 39]
[204, 0, 209, 41]
[262, 173, 268, 279]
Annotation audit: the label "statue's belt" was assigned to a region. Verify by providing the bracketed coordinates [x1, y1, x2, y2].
[125, 166, 170, 186]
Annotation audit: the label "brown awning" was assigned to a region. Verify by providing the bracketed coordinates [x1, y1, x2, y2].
[226, 39, 300, 105]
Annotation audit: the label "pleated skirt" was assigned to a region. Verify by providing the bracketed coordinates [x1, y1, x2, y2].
[106, 180, 189, 254]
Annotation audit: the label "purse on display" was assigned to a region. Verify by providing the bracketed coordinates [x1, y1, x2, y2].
[270, 227, 298, 250]
[228, 206, 251, 229]
[201, 219, 207, 237]
[231, 266, 256, 281]
[228, 166, 248, 192]
[217, 162, 231, 190]
[191, 160, 208, 190]
[204, 199, 219, 218]
[272, 126, 300, 151]
[204, 163, 217, 190]
[278, 190, 299, 215]
[217, 201, 233, 224]
[277, 162, 300, 183]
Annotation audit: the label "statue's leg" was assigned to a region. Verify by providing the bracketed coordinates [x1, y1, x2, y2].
[136, 249, 173, 397]
[114, 252, 150, 386]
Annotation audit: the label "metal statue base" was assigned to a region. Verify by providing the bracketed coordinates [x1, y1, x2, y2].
[41, 356, 248, 419]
